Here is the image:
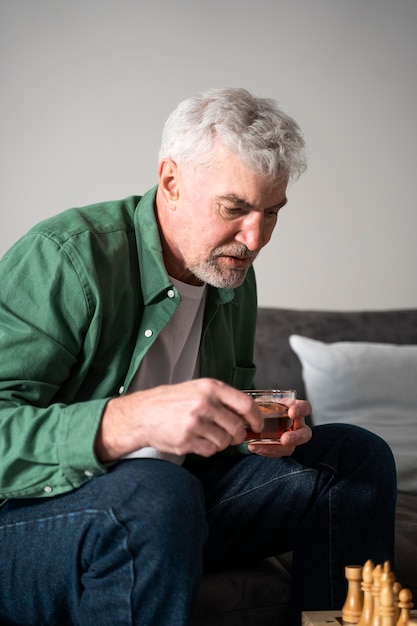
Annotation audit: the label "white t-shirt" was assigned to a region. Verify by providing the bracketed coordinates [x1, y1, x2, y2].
[122, 277, 207, 463]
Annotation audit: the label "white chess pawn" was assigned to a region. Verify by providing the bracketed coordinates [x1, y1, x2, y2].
[396, 588, 414, 626]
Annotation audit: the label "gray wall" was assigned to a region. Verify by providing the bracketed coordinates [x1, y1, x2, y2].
[1, 0, 416, 310]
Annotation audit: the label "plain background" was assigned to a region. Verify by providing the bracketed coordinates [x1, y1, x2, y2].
[1, 0, 416, 310]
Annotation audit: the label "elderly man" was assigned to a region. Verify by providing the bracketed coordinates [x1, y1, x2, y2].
[0, 88, 396, 625]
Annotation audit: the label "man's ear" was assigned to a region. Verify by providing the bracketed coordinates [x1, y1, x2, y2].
[158, 159, 180, 208]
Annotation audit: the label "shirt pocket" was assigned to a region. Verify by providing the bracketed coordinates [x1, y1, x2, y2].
[230, 365, 256, 390]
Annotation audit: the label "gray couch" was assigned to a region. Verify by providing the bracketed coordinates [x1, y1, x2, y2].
[191, 307, 417, 626]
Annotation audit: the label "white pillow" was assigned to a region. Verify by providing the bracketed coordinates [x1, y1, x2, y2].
[289, 334, 417, 493]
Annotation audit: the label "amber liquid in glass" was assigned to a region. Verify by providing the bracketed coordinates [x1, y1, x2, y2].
[245, 401, 292, 442]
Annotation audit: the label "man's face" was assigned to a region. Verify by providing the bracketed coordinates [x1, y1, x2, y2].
[157, 142, 288, 288]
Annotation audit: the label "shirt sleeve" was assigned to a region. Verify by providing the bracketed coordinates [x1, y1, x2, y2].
[0, 233, 109, 499]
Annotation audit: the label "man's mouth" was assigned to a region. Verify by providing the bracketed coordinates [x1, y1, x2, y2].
[218, 254, 255, 269]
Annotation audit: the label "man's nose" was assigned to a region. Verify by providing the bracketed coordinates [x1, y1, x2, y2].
[235, 214, 266, 252]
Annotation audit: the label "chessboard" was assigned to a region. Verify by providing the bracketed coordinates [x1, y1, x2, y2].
[302, 610, 417, 626]
[302, 560, 416, 626]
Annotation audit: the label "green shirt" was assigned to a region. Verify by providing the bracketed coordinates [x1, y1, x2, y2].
[0, 187, 257, 501]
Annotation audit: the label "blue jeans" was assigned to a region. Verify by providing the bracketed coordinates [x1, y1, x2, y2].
[0, 424, 396, 626]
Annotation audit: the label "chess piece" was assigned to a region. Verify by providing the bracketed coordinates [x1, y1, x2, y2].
[393, 582, 402, 624]
[372, 564, 383, 626]
[380, 561, 394, 588]
[358, 560, 375, 626]
[396, 588, 414, 626]
[379, 571, 395, 626]
[343, 565, 364, 623]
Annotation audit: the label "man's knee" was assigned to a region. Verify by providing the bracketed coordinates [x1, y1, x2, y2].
[102, 460, 208, 538]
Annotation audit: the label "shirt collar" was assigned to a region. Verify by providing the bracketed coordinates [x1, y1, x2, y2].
[134, 186, 235, 305]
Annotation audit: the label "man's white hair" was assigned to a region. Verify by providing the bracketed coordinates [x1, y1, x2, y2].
[159, 87, 307, 180]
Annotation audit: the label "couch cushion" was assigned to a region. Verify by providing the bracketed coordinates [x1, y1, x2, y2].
[254, 308, 417, 400]
[190, 556, 292, 626]
[395, 491, 417, 601]
[288, 335, 417, 493]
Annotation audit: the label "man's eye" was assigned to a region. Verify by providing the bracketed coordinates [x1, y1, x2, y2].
[265, 210, 279, 218]
[222, 207, 246, 218]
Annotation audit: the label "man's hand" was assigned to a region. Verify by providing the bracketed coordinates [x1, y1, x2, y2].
[247, 399, 312, 457]
[95, 378, 264, 462]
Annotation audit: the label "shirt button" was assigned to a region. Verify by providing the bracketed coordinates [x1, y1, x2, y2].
[43, 485, 53, 494]
[167, 289, 175, 299]
[118, 385, 125, 395]
[84, 470, 94, 478]
[144, 329, 153, 338]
